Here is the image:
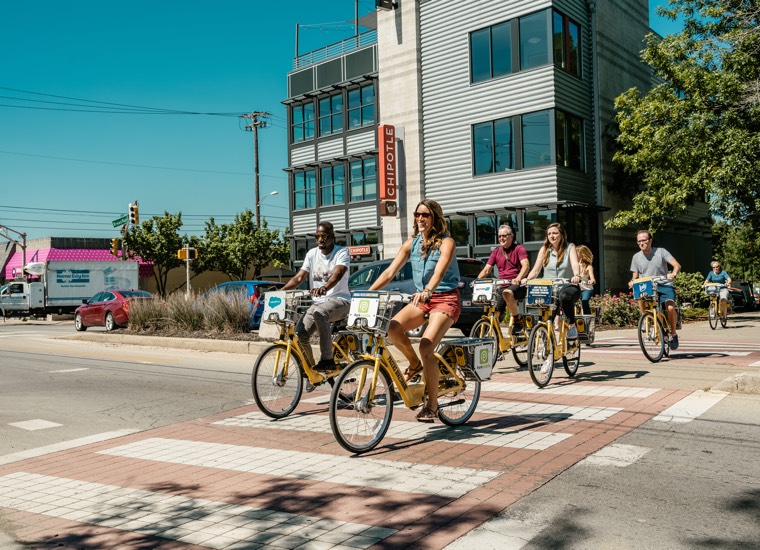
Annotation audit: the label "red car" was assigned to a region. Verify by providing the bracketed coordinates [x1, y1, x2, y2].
[74, 289, 153, 332]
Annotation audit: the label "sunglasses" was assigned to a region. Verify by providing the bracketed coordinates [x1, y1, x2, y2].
[636, 239, 650, 243]
[498, 234, 513, 239]
[315, 232, 332, 239]
[413, 212, 432, 219]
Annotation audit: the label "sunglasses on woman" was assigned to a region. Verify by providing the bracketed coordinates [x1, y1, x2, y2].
[413, 212, 432, 219]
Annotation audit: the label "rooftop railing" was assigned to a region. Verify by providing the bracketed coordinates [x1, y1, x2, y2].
[293, 30, 377, 70]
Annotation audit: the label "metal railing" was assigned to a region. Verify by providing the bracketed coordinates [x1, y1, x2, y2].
[293, 31, 377, 70]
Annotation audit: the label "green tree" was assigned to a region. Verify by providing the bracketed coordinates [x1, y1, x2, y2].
[123, 212, 185, 297]
[190, 209, 289, 281]
[722, 222, 760, 280]
[608, 0, 760, 232]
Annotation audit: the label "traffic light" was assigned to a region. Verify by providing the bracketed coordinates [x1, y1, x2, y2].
[110, 238, 120, 256]
[129, 202, 139, 226]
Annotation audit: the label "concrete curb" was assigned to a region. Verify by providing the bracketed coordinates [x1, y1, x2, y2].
[713, 373, 760, 395]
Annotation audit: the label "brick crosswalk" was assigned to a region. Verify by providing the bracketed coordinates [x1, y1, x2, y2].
[0, 373, 692, 549]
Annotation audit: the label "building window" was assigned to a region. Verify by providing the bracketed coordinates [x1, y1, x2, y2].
[524, 210, 557, 242]
[519, 11, 549, 71]
[522, 110, 552, 168]
[350, 231, 379, 246]
[555, 110, 584, 171]
[475, 214, 518, 245]
[320, 164, 345, 206]
[348, 84, 375, 129]
[292, 101, 314, 143]
[473, 118, 514, 176]
[449, 217, 470, 247]
[319, 92, 343, 136]
[293, 169, 317, 210]
[349, 158, 376, 202]
[470, 22, 512, 83]
[553, 10, 581, 77]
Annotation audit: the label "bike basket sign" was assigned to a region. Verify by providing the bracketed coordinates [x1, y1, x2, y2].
[472, 280, 495, 302]
[348, 291, 381, 328]
[705, 284, 721, 296]
[526, 280, 552, 306]
[632, 277, 654, 299]
[471, 342, 493, 380]
[261, 291, 287, 323]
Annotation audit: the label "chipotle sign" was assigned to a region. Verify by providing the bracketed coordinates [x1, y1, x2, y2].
[378, 125, 396, 200]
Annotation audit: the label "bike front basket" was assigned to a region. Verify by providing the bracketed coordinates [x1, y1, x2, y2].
[347, 290, 398, 333]
[705, 284, 721, 296]
[632, 277, 656, 299]
[526, 280, 554, 307]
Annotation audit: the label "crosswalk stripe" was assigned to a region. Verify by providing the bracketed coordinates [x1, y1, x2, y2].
[481, 382, 660, 398]
[214, 412, 572, 450]
[99, 437, 500, 498]
[0, 472, 397, 549]
[652, 390, 727, 423]
[586, 350, 750, 356]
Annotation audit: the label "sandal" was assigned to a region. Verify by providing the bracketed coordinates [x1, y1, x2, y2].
[403, 361, 423, 382]
[416, 406, 438, 423]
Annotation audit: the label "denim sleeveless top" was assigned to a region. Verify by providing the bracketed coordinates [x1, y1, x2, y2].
[411, 234, 460, 292]
[543, 244, 575, 279]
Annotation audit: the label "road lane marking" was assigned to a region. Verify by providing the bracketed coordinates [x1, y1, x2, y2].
[578, 443, 650, 467]
[652, 390, 728, 423]
[215, 412, 572, 450]
[100, 437, 500, 498]
[8, 419, 62, 431]
[49, 368, 89, 373]
[481, 382, 660, 399]
[0, 472, 397, 549]
[0, 429, 140, 465]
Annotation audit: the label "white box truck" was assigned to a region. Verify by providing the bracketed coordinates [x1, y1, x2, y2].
[0, 261, 139, 316]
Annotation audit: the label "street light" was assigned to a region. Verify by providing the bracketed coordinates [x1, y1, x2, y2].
[256, 191, 279, 229]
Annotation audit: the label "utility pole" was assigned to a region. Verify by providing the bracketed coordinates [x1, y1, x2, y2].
[240, 112, 270, 229]
[0, 225, 27, 277]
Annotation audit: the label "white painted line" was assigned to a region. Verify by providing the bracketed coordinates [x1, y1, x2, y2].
[49, 368, 89, 373]
[585, 349, 750, 356]
[445, 512, 549, 550]
[100, 437, 500, 498]
[0, 472, 396, 549]
[0, 429, 140, 465]
[653, 390, 728, 423]
[482, 382, 661, 399]
[578, 443, 650, 467]
[215, 412, 572, 450]
[8, 419, 62, 431]
[750, 361, 760, 367]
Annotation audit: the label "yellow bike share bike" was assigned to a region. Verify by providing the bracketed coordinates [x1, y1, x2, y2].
[469, 278, 532, 367]
[251, 290, 365, 419]
[525, 279, 584, 387]
[632, 276, 680, 363]
[328, 290, 494, 453]
[705, 283, 730, 330]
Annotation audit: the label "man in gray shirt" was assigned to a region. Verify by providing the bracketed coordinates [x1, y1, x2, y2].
[629, 230, 682, 349]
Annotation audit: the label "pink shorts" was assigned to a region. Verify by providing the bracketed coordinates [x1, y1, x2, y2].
[415, 288, 461, 323]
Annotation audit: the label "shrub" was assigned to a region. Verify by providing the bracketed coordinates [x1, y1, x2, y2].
[166, 292, 205, 331]
[128, 297, 168, 331]
[590, 291, 640, 327]
[675, 271, 709, 308]
[204, 291, 251, 333]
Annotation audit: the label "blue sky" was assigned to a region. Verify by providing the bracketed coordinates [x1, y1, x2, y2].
[1, 1, 680, 242]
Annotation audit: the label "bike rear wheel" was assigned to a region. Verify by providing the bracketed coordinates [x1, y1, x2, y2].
[708, 301, 718, 330]
[637, 312, 664, 363]
[438, 366, 481, 426]
[252, 343, 304, 419]
[563, 339, 581, 377]
[528, 324, 554, 387]
[329, 360, 394, 454]
[720, 303, 728, 328]
[470, 319, 501, 364]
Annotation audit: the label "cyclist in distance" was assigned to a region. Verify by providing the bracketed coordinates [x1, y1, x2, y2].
[576, 245, 597, 314]
[522, 222, 582, 339]
[369, 199, 460, 422]
[703, 260, 732, 318]
[476, 224, 530, 332]
[281, 221, 351, 370]
[629, 229, 682, 349]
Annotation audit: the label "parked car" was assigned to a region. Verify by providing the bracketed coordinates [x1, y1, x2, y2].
[204, 280, 285, 329]
[729, 281, 757, 312]
[74, 289, 154, 332]
[348, 257, 486, 335]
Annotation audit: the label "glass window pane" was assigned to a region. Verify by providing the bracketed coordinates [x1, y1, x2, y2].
[553, 11, 565, 68]
[319, 97, 330, 115]
[555, 110, 567, 167]
[473, 122, 494, 175]
[362, 105, 374, 126]
[522, 110, 552, 168]
[524, 209, 556, 242]
[304, 121, 314, 139]
[293, 124, 303, 143]
[494, 118, 513, 171]
[520, 11, 549, 70]
[476, 215, 496, 245]
[348, 89, 360, 109]
[333, 93, 343, 110]
[304, 102, 314, 120]
[470, 28, 491, 82]
[569, 115, 583, 170]
[293, 106, 303, 124]
[333, 113, 343, 131]
[365, 179, 376, 200]
[449, 218, 470, 246]
[349, 109, 361, 128]
[364, 157, 376, 175]
[350, 160, 362, 181]
[568, 20, 581, 75]
[350, 181, 362, 201]
[362, 84, 374, 105]
[319, 118, 331, 136]
[492, 22, 512, 77]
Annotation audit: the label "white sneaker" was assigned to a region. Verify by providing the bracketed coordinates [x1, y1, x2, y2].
[540, 357, 553, 374]
[567, 326, 578, 340]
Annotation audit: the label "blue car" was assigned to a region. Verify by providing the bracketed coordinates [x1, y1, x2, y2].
[205, 280, 285, 329]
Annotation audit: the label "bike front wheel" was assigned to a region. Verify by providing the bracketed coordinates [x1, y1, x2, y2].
[720, 304, 728, 328]
[329, 360, 394, 454]
[708, 301, 718, 330]
[438, 366, 481, 426]
[637, 312, 665, 363]
[563, 339, 581, 377]
[251, 343, 304, 419]
[528, 324, 554, 388]
[511, 340, 529, 368]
